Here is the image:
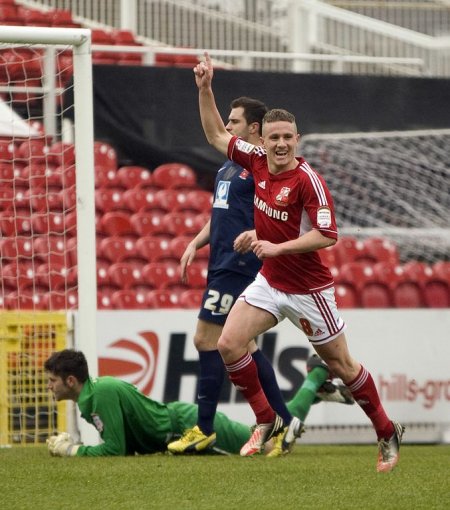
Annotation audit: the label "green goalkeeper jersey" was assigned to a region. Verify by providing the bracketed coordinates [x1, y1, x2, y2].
[75, 377, 251, 456]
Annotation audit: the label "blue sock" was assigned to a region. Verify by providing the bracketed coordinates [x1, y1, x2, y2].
[197, 350, 225, 436]
[252, 349, 292, 425]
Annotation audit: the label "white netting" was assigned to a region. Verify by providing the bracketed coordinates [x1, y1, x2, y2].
[300, 129, 450, 264]
[0, 39, 77, 445]
[0, 42, 77, 312]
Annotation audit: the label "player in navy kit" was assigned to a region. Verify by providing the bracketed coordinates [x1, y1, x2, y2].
[192, 52, 404, 471]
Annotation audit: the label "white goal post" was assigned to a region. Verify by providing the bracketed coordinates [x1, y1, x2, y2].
[0, 26, 96, 445]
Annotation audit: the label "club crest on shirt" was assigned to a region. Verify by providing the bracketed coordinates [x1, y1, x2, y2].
[275, 187, 291, 206]
[239, 169, 250, 180]
[317, 206, 332, 228]
[91, 414, 104, 433]
[235, 139, 255, 154]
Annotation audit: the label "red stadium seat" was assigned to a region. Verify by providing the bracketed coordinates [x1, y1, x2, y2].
[334, 284, 358, 308]
[95, 165, 121, 189]
[333, 236, 366, 266]
[42, 291, 69, 311]
[3, 290, 43, 310]
[169, 235, 210, 261]
[112, 29, 144, 65]
[59, 186, 77, 211]
[161, 211, 198, 236]
[64, 210, 78, 237]
[95, 188, 126, 213]
[193, 212, 211, 232]
[401, 261, 433, 285]
[35, 262, 68, 290]
[47, 141, 75, 167]
[362, 237, 399, 265]
[432, 261, 450, 285]
[0, 236, 33, 261]
[93, 141, 118, 170]
[135, 236, 174, 263]
[17, 138, 49, 164]
[371, 261, 405, 290]
[185, 261, 208, 288]
[423, 261, 450, 308]
[97, 287, 117, 309]
[0, 5, 23, 26]
[337, 262, 377, 292]
[423, 279, 449, 308]
[0, 186, 14, 211]
[107, 262, 143, 289]
[66, 288, 79, 308]
[0, 210, 16, 236]
[116, 166, 152, 189]
[122, 187, 161, 213]
[18, 163, 49, 188]
[182, 190, 213, 214]
[142, 262, 181, 288]
[56, 50, 73, 86]
[153, 188, 190, 212]
[20, 6, 52, 26]
[53, 164, 76, 188]
[12, 209, 34, 236]
[338, 261, 394, 308]
[99, 211, 135, 237]
[33, 235, 69, 266]
[0, 139, 15, 162]
[96, 259, 113, 287]
[130, 211, 167, 237]
[110, 289, 148, 309]
[152, 163, 197, 189]
[11, 186, 32, 211]
[146, 288, 180, 308]
[179, 288, 204, 308]
[50, 9, 81, 28]
[319, 245, 339, 268]
[30, 187, 62, 212]
[99, 236, 138, 263]
[392, 282, 424, 308]
[360, 284, 392, 308]
[31, 211, 66, 234]
[0, 162, 14, 182]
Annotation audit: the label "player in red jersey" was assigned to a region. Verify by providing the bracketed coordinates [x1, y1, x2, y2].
[192, 52, 404, 471]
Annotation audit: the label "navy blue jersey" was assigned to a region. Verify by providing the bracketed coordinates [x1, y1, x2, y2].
[208, 160, 262, 277]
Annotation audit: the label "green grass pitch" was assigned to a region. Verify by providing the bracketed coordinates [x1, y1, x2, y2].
[1, 444, 449, 509]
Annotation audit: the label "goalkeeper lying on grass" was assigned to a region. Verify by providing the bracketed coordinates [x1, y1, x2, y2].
[45, 349, 353, 457]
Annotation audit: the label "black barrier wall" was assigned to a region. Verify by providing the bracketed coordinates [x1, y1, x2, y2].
[85, 66, 450, 188]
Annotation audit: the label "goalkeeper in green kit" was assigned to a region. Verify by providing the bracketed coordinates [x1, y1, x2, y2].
[45, 349, 353, 457]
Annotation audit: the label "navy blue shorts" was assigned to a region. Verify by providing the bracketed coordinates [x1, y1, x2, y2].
[198, 269, 255, 326]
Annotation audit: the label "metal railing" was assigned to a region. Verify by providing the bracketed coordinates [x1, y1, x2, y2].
[18, 0, 450, 75]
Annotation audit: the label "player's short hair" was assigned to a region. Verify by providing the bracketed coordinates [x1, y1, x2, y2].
[263, 108, 297, 127]
[44, 349, 89, 383]
[230, 96, 268, 135]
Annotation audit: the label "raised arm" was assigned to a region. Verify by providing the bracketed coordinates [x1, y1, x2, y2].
[194, 52, 232, 155]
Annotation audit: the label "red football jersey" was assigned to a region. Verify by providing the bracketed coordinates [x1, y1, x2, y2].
[228, 136, 338, 293]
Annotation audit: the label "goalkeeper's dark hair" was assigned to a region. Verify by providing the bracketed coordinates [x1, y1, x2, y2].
[230, 96, 268, 135]
[44, 349, 89, 382]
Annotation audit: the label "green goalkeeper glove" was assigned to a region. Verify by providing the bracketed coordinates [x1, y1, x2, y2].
[47, 432, 80, 457]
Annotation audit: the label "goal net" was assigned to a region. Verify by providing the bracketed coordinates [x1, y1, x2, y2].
[300, 129, 450, 265]
[0, 26, 96, 447]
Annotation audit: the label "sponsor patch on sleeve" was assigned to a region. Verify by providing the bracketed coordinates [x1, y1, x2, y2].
[235, 138, 255, 154]
[317, 207, 332, 228]
[91, 413, 104, 433]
